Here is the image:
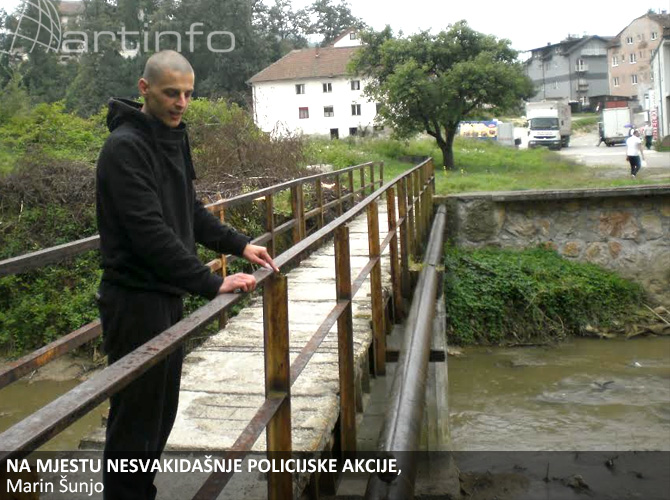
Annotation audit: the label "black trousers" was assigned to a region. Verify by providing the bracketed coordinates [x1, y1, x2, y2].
[627, 155, 642, 176]
[97, 281, 184, 500]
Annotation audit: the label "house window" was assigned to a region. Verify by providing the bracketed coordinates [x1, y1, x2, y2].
[295, 84, 305, 94]
[553, 81, 558, 90]
[299, 107, 309, 119]
[626, 36, 634, 44]
[323, 106, 334, 117]
[330, 128, 339, 140]
[580, 96, 589, 106]
[349, 32, 358, 40]
[373, 125, 384, 132]
[351, 104, 361, 116]
[350, 80, 360, 90]
[322, 82, 332, 93]
[349, 127, 358, 136]
[651, 32, 658, 40]
[612, 55, 618, 67]
[631, 74, 638, 85]
[576, 58, 586, 71]
[613, 77, 620, 87]
[629, 52, 637, 63]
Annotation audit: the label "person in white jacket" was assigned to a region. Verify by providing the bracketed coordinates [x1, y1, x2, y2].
[625, 129, 645, 178]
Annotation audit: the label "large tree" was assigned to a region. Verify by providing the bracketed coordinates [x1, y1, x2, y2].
[350, 22, 534, 170]
[307, 0, 364, 46]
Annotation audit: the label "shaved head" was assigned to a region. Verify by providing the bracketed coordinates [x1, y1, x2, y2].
[142, 50, 194, 84]
[139, 51, 195, 127]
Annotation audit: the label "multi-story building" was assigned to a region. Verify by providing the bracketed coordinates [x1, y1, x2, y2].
[608, 12, 670, 107]
[650, 26, 670, 141]
[248, 30, 380, 139]
[525, 36, 612, 108]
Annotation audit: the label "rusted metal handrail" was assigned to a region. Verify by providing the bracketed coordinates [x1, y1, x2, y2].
[0, 162, 383, 390]
[365, 204, 447, 500]
[0, 158, 435, 500]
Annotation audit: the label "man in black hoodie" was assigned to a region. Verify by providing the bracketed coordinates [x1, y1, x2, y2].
[96, 50, 278, 500]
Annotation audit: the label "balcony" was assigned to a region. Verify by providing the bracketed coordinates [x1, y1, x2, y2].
[575, 64, 589, 72]
[581, 48, 607, 56]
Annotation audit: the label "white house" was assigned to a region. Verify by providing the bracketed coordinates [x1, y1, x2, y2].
[650, 26, 670, 141]
[248, 30, 380, 139]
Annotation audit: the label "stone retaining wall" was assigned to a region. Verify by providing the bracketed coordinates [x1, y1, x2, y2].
[437, 185, 670, 305]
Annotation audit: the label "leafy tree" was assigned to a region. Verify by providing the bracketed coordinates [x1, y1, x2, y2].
[307, 0, 364, 46]
[350, 22, 534, 170]
[255, 0, 309, 58]
[20, 51, 78, 103]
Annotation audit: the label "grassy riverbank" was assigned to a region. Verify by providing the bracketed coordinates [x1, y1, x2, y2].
[306, 136, 662, 196]
[442, 246, 656, 345]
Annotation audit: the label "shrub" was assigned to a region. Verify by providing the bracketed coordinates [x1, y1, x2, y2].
[443, 246, 644, 345]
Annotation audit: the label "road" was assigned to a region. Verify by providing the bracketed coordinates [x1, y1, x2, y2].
[515, 128, 670, 181]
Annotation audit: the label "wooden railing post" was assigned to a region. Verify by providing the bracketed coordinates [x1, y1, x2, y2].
[413, 170, 422, 254]
[397, 179, 411, 299]
[265, 193, 275, 258]
[263, 273, 292, 500]
[420, 164, 428, 242]
[386, 187, 403, 321]
[359, 166, 365, 198]
[348, 170, 355, 209]
[335, 174, 343, 216]
[217, 200, 228, 329]
[367, 200, 386, 376]
[291, 184, 305, 244]
[379, 161, 384, 187]
[369, 163, 374, 193]
[334, 225, 357, 453]
[315, 180, 324, 230]
[406, 174, 416, 259]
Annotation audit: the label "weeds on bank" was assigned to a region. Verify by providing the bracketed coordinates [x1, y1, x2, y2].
[443, 246, 644, 345]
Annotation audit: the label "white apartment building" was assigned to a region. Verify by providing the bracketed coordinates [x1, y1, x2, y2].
[248, 30, 380, 139]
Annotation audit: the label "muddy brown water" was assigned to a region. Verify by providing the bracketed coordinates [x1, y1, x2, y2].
[448, 336, 670, 451]
[0, 379, 108, 451]
[1, 337, 668, 454]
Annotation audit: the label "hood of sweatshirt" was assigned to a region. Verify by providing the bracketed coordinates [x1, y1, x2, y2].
[106, 97, 196, 179]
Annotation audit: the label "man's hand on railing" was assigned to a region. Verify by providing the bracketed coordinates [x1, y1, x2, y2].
[242, 244, 280, 273]
[218, 273, 257, 294]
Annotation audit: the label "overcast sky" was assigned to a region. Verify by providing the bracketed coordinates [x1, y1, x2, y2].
[2, 0, 666, 53]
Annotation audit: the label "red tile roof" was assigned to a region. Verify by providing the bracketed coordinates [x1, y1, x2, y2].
[57, 1, 85, 16]
[248, 46, 359, 83]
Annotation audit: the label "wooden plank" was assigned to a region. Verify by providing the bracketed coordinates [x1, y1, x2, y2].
[386, 188, 404, 321]
[367, 201, 385, 376]
[334, 225, 357, 453]
[266, 193, 276, 257]
[263, 274, 293, 500]
[397, 179, 411, 299]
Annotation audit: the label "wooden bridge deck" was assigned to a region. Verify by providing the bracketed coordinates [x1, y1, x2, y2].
[84, 203, 392, 458]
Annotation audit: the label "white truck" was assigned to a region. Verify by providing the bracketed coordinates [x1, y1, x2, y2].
[600, 107, 633, 146]
[525, 100, 572, 150]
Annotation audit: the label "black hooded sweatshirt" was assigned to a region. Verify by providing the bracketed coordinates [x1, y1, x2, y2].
[96, 98, 250, 300]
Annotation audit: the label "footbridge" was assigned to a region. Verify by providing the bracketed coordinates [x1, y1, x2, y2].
[0, 159, 449, 499]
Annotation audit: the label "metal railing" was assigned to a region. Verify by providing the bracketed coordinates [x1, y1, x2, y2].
[365, 205, 447, 500]
[0, 158, 437, 500]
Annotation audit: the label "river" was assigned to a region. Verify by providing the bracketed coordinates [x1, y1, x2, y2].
[448, 336, 670, 451]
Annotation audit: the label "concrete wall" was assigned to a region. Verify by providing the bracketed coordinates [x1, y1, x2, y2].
[438, 186, 670, 304]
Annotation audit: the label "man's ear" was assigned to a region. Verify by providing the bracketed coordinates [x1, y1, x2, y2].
[138, 78, 149, 98]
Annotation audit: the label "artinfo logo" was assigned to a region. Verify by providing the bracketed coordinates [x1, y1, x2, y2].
[1, 0, 235, 56]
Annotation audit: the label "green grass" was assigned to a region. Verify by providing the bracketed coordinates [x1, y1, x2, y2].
[443, 246, 644, 345]
[306, 136, 663, 195]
